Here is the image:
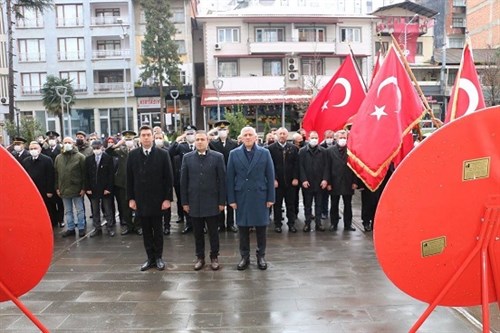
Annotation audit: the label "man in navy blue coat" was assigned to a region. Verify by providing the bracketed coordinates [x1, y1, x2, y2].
[227, 126, 275, 271]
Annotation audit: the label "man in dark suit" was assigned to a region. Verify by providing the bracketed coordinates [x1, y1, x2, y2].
[181, 130, 226, 271]
[227, 126, 275, 271]
[127, 125, 174, 271]
[325, 130, 358, 232]
[22, 141, 56, 227]
[319, 129, 335, 220]
[85, 140, 116, 237]
[267, 127, 300, 233]
[10, 137, 30, 163]
[208, 120, 239, 233]
[169, 125, 197, 234]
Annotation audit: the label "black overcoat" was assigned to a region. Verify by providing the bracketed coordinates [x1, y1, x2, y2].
[21, 154, 55, 198]
[84, 152, 114, 199]
[325, 144, 356, 196]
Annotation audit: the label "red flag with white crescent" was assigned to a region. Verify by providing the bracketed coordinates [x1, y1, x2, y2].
[347, 46, 425, 191]
[445, 43, 486, 123]
[303, 54, 366, 141]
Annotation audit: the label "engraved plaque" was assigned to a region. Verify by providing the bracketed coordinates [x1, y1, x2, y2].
[463, 157, 490, 181]
[421, 237, 446, 257]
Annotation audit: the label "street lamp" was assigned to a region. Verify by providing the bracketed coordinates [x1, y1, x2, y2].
[170, 89, 179, 133]
[55, 86, 68, 136]
[212, 78, 223, 121]
[404, 14, 419, 58]
[280, 87, 287, 128]
[63, 95, 73, 136]
[117, 18, 129, 130]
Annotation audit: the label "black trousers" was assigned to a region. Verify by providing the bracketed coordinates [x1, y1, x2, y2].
[330, 194, 353, 228]
[46, 195, 58, 226]
[192, 215, 219, 259]
[361, 189, 381, 227]
[90, 195, 115, 230]
[115, 186, 138, 230]
[239, 226, 267, 259]
[218, 205, 235, 228]
[174, 183, 185, 221]
[303, 189, 323, 225]
[162, 208, 171, 230]
[274, 186, 296, 227]
[140, 215, 163, 260]
[321, 189, 330, 216]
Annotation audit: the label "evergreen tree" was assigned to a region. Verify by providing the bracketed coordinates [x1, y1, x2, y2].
[41, 75, 75, 137]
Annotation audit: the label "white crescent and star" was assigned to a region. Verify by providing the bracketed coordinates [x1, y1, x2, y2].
[321, 78, 351, 112]
[370, 76, 402, 121]
[458, 78, 479, 115]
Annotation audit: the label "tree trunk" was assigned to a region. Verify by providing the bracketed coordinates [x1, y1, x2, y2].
[7, 0, 14, 124]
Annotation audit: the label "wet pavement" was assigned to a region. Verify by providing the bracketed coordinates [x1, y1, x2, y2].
[1, 193, 498, 332]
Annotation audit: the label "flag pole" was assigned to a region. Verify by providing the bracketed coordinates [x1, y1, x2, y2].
[348, 43, 368, 92]
[390, 34, 442, 129]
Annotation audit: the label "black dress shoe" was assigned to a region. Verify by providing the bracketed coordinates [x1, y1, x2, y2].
[140, 260, 155, 271]
[120, 226, 130, 235]
[194, 258, 205, 271]
[218, 226, 226, 232]
[108, 229, 115, 237]
[78, 229, 86, 237]
[175, 219, 184, 224]
[274, 226, 282, 233]
[163, 228, 170, 235]
[316, 224, 326, 232]
[303, 224, 311, 232]
[363, 223, 372, 232]
[156, 258, 165, 271]
[89, 229, 102, 237]
[237, 257, 250, 271]
[229, 225, 238, 233]
[61, 229, 76, 237]
[257, 257, 267, 270]
[344, 226, 356, 232]
[136, 228, 143, 235]
[58, 222, 65, 228]
[329, 225, 338, 232]
[182, 226, 193, 234]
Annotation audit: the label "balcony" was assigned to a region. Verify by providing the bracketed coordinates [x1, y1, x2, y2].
[16, 19, 43, 29]
[92, 49, 130, 60]
[73, 84, 88, 94]
[90, 16, 128, 26]
[94, 82, 131, 93]
[249, 40, 336, 54]
[21, 86, 42, 96]
[58, 51, 85, 61]
[56, 17, 84, 28]
[18, 52, 46, 63]
[375, 16, 430, 36]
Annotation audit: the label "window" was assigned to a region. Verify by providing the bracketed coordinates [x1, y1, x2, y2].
[175, 40, 186, 54]
[96, 40, 122, 58]
[18, 39, 45, 62]
[180, 70, 187, 85]
[218, 60, 238, 77]
[217, 28, 240, 43]
[354, 0, 362, 14]
[16, 7, 43, 28]
[95, 8, 120, 25]
[172, 8, 185, 23]
[263, 59, 283, 76]
[452, 17, 466, 28]
[340, 27, 361, 43]
[60, 71, 87, 92]
[21, 72, 46, 95]
[298, 27, 325, 42]
[375, 41, 389, 53]
[56, 4, 83, 27]
[453, 0, 466, 6]
[449, 37, 464, 48]
[256, 28, 285, 42]
[416, 42, 423, 56]
[301, 58, 324, 76]
[58, 38, 85, 60]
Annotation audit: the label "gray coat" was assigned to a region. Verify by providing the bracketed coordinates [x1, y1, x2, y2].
[180, 150, 226, 218]
[226, 144, 275, 227]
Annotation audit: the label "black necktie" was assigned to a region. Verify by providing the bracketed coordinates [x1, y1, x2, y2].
[189, 144, 193, 151]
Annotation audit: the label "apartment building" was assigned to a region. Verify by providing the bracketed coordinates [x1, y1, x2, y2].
[196, 0, 375, 131]
[467, 0, 499, 49]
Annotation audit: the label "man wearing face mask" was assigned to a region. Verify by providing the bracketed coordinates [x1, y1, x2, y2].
[169, 125, 197, 234]
[10, 137, 30, 163]
[21, 141, 56, 227]
[75, 131, 93, 157]
[209, 120, 239, 233]
[298, 131, 329, 232]
[41, 131, 64, 228]
[320, 129, 335, 220]
[85, 140, 116, 237]
[154, 131, 172, 235]
[54, 137, 87, 237]
[105, 130, 141, 236]
[325, 130, 358, 232]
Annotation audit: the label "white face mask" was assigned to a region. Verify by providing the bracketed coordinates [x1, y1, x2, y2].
[154, 139, 164, 147]
[64, 143, 73, 151]
[337, 138, 347, 147]
[186, 134, 195, 144]
[14, 145, 22, 152]
[309, 138, 318, 147]
[93, 149, 102, 156]
[125, 140, 134, 148]
[29, 149, 40, 157]
[48, 139, 57, 147]
[218, 130, 228, 139]
[325, 138, 334, 145]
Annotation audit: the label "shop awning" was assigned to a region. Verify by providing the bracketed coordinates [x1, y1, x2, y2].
[201, 89, 312, 107]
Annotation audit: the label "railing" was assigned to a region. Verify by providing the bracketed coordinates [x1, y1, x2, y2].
[16, 19, 43, 28]
[18, 52, 46, 62]
[92, 49, 130, 59]
[73, 85, 88, 93]
[90, 16, 127, 26]
[94, 82, 131, 93]
[21, 86, 42, 95]
[58, 51, 85, 61]
[56, 17, 84, 27]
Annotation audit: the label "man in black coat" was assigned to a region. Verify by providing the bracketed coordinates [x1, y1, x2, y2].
[85, 140, 116, 237]
[22, 141, 56, 226]
[267, 127, 300, 233]
[298, 131, 329, 232]
[181, 130, 226, 271]
[319, 129, 335, 219]
[11, 137, 30, 163]
[169, 125, 197, 234]
[208, 120, 239, 233]
[127, 125, 174, 271]
[325, 130, 358, 232]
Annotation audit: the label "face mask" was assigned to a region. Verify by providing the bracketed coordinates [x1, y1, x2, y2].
[48, 139, 57, 147]
[125, 140, 134, 148]
[218, 130, 228, 139]
[37, 138, 44, 144]
[76, 138, 84, 145]
[337, 138, 347, 147]
[14, 145, 22, 152]
[309, 138, 318, 147]
[93, 149, 102, 156]
[154, 139, 164, 147]
[325, 138, 334, 145]
[64, 143, 73, 151]
[186, 134, 195, 144]
[29, 149, 40, 157]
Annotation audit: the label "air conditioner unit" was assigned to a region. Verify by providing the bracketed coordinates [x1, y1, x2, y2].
[287, 57, 298, 71]
[0, 97, 8, 105]
[214, 43, 221, 50]
[288, 72, 299, 81]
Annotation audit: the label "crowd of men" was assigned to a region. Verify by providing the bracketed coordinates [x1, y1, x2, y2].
[8, 121, 386, 272]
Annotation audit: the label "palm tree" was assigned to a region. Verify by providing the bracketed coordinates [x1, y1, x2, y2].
[41, 75, 75, 137]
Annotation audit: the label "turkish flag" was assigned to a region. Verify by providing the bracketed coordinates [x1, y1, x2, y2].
[445, 43, 486, 123]
[370, 50, 384, 86]
[347, 47, 425, 191]
[303, 54, 366, 141]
